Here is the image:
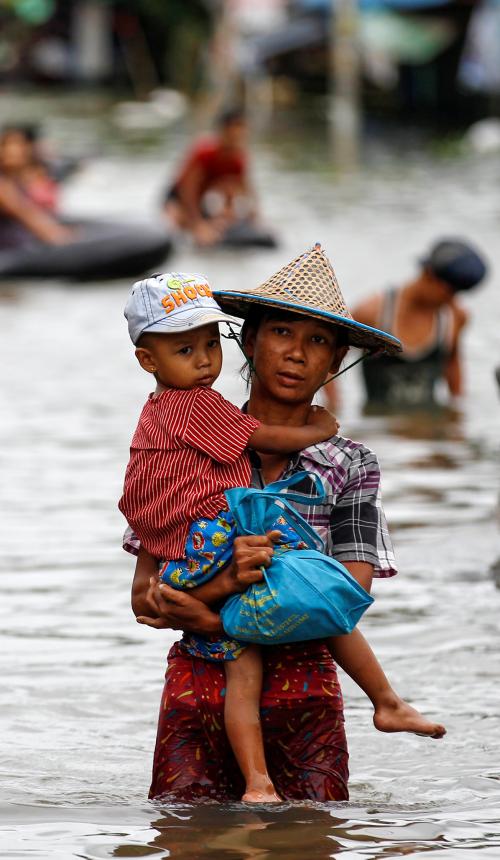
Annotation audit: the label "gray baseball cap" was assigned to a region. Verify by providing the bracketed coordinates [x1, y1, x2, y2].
[125, 272, 241, 344]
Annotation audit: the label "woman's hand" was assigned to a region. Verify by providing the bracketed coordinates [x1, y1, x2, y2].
[229, 530, 281, 592]
[0, 176, 75, 245]
[193, 219, 221, 246]
[137, 576, 222, 634]
[133, 531, 281, 633]
[44, 221, 76, 245]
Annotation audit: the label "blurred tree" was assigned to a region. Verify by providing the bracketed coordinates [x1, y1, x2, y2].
[112, 0, 213, 95]
[0, 0, 216, 95]
[6, 0, 55, 25]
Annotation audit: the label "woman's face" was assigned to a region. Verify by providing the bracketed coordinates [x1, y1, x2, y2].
[0, 131, 34, 172]
[245, 315, 347, 405]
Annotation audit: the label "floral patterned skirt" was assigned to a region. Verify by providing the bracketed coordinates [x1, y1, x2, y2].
[149, 639, 349, 803]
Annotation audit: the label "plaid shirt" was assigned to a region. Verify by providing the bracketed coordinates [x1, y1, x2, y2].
[123, 434, 397, 579]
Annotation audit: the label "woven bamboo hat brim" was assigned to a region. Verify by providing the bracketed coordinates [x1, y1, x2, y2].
[214, 244, 402, 355]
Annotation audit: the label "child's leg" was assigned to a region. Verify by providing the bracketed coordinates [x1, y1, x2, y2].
[224, 645, 281, 802]
[328, 628, 446, 738]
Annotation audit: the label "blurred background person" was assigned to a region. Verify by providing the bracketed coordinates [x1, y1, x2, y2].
[0, 125, 59, 210]
[162, 108, 257, 247]
[352, 238, 488, 414]
[0, 124, 73, 248]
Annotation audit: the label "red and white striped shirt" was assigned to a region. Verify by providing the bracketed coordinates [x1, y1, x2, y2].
[118, 387, 260, 559]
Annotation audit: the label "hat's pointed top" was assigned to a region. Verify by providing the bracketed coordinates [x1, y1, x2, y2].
[256, 243, 354, 322]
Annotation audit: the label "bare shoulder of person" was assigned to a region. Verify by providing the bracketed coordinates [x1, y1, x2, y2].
[352, 292, 384, 326]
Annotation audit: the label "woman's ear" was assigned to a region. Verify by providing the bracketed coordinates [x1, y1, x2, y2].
[330, 344, 349, 375]
[135, 347, 157, 374]
[242, 326, 256, 360]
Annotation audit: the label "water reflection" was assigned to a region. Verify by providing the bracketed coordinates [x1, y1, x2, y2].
[2, 799, 500, 858]
[380, 408, 464, 444]
[107, 804, 428, 859]
[79, 802, 475, 859]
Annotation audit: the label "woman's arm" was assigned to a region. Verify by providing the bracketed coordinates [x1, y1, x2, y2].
[175, 164, 222, 246]
[445, 349, 462, 397]
[0, 176, 73, 244]
[132, 534, 279, 631]
[343, 561, 374, 593]
[182, 531, 280, 604]
[138, 578, 224, 633]
[444, 304, 468, 397]
[131, 545, 160, 618]
[132, 545, 221, 632]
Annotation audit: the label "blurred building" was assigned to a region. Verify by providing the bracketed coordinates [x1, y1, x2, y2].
[240, 0, 496, 123]
[0, 0, 498, 126]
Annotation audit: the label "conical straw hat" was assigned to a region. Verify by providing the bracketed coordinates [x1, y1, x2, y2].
[214, 244, 402, 354]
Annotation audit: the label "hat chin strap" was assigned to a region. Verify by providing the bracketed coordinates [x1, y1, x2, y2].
[223, 324, 257, 374]
[224, 324, 382, 392]
[319, 349, 380, 387]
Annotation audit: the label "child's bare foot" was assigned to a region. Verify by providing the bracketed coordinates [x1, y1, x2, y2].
[373, 693, 446, 738]
[242, 779, 281, 803]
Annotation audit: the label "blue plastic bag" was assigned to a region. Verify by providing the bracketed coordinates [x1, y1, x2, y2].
[220, 473, 374, 644]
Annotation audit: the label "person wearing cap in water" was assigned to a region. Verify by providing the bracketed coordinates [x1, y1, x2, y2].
[352, 238, 488, 412]
[125, 248, 445, 805]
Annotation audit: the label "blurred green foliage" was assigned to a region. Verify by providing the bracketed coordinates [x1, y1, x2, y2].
[111, 0, 211, 26]
[4, 0, 55, 24]
[115, 0, 213, 94]
[1, 0, 215, 94]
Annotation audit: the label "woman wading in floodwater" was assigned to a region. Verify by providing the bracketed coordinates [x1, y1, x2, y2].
[127, 245, 445, 802]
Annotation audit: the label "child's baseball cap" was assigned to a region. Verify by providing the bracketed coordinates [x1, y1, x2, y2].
[125, 272, 241, 344]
